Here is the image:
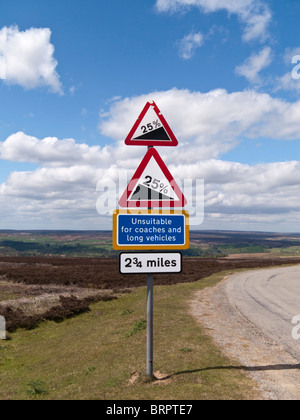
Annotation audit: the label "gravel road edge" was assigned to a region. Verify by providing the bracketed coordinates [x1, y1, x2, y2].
[189, 271, 300, 400]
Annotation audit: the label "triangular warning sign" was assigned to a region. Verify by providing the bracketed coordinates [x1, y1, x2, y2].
[119, 148, 187, 208]
[125, 101, 178, 147]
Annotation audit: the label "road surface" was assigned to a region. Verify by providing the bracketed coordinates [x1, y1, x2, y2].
[190, 265, 300, 400]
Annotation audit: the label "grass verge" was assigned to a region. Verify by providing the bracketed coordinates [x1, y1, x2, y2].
[0, 270, 261, 400]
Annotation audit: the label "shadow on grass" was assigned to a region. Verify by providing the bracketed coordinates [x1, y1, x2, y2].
[155, 363, 300, 381]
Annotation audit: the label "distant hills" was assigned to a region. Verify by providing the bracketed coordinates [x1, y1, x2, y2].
[0, 230, 300, 258]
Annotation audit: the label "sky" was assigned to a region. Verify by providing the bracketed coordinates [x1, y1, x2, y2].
[1, 0, 300, 232]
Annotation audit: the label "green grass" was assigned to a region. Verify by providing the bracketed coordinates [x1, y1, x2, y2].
[0, 271, 261, 400]
[269, 246, 300, 256]
[0, 292, 22, 301]
[26, 380, 48, 397]
[217, 245, 268, 254]
[0, 234, 116, 257]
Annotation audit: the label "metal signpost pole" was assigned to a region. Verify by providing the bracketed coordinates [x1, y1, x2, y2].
[147, 273, 154, 377]
[147, 145, 154, 378]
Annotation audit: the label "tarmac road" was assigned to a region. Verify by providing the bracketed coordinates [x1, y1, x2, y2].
[225, 265, 300, 362]
[191, 264, 300, 399]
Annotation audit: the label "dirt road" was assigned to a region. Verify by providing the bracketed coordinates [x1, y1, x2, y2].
[190, 265, 300, 400]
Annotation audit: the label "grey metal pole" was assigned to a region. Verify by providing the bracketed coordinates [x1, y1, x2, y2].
[147, 144, 154, 378]
[147, 274, 154, 377]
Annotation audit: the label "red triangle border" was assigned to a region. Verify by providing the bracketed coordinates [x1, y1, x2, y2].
[124, 101, 178, 147]
[118, 148, 187, 208]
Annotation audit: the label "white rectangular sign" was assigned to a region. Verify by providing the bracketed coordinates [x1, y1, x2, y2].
[119, 252, 182, 274]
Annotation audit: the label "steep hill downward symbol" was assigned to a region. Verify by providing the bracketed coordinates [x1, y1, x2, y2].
[118, 148, 187, 208]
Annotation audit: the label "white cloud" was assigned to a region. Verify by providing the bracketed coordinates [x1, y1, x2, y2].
[0, 25, 62, 93]
[283, 47, 300, 66]
[0, 132, 111, 167]
[177, 31, 204, 59]
[99, 88, 300, 161]
[5, 88, 300, 170]
[235, 46, 272, 83]
[2, 146, 300, 231]
[155, 0, 271, 43]
[242, 4, 271, 43]
[2, 88, 300, 230]
[274, 72, 300, 95]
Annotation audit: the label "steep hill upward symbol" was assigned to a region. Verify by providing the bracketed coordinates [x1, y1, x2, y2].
[124, 101, 178, 147]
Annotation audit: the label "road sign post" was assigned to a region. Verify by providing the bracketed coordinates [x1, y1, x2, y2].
[147, 143, 154, 379]
[147, 273, 154, 377]
[113, 101, 189, 379]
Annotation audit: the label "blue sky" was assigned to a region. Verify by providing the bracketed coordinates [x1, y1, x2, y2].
[1, 0, 300, 231]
